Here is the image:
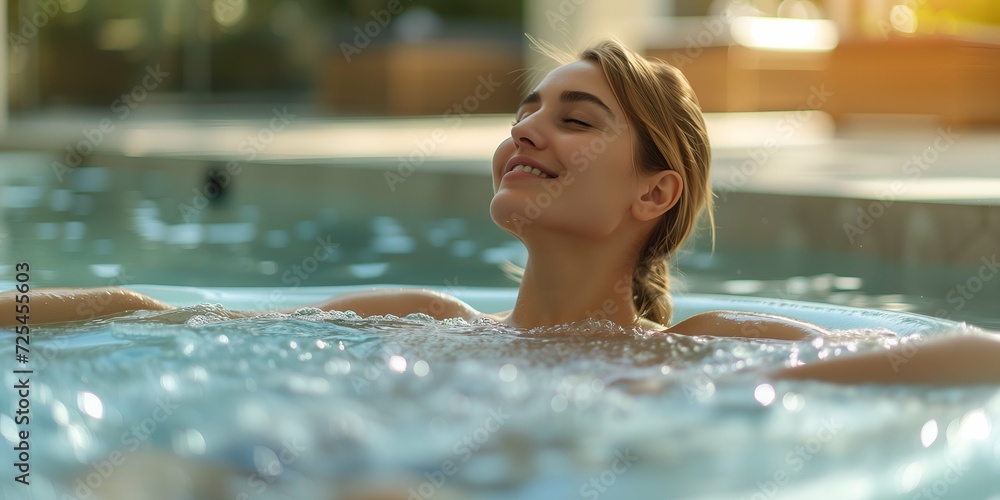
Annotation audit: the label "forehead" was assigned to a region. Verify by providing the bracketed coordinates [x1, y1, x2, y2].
[531, 60, 622, 112]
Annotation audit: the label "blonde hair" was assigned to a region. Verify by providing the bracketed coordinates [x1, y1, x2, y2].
[583, 40, 714, 325]
[509, 37, 714, 326]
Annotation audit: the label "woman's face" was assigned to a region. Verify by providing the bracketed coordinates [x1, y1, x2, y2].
[490, 60, 637, 242]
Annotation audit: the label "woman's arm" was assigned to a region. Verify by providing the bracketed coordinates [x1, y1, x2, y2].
[771, 333, 1000, 385]
[669, 311, 1000, 385]
[1, 286, 482, 327]
[288, 288, 481, 321]
[668, 311, 829, 341]
[0, 287, 174, 327]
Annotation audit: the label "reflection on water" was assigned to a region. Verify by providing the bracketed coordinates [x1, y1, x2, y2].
[1, 157, 523, 290]
[0, 310, 997, 499]
[0, 154, 997, 329]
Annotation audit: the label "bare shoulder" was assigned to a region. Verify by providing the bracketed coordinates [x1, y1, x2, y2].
[773, 332, 1000, 385]
[665, 310, 829, 341]
[0, 287, 173, 327]
[477, 310, 511, 323]
[299, 288, 487, 322]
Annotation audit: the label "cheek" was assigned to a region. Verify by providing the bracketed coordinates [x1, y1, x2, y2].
[569, 142, 633, 192]
[493, 139, 515, 175]
[491, 139, 515, 192]
[569, 150, 635, 217]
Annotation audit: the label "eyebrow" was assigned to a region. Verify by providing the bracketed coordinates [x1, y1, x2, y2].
[517, 90, 616, 119]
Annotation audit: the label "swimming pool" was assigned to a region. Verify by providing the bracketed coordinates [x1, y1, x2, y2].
[2, 150, 999, 499]
[0, 286, 1000, 499]
[1, 152, 997, 329]
[2, 284, 999, 499]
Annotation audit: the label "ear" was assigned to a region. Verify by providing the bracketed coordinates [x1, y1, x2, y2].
[630, 170, 683, 222]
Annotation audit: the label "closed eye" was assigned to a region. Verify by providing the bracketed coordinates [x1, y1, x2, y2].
[511, 113, 530, 126]
[510, 115, 592, 127]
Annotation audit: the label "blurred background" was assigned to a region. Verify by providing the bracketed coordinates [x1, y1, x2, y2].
[4, 0, 1000, 118]
[0, 0, 998, 328]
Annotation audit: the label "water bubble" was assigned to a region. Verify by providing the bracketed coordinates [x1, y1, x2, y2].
[920, 420, 938, 448]
[499, 363, 517, 382]
[753, 384, 776, 407]
[78, 392, 104, 419]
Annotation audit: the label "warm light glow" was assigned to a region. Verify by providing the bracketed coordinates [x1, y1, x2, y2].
[900, 462, 922, 492]
[781, 392, 805, 412]
[413, 360, 430, 377]
[550, 394, 568, 412]
[213, 0, 247, 27]
[97, 19, 144, 51]
[754, 383, 776, 406]
[890, 5, 918, 34]
[920, 419, 938, 448]
[175, 428, 207, 455]
[499, 363, 518, 382]
[731, 16, 839, 52]
[722, 279, 765, 295]
[78, 392, 104, 419]
[959, 409, 990, 441]
[388, 355, 407, 373]
[61, 0, 88, 14]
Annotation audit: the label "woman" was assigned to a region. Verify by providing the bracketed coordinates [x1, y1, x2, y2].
[3, 40, 999, 384]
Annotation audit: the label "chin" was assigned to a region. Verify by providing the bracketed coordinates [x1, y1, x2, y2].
[489, 194, 538, 239]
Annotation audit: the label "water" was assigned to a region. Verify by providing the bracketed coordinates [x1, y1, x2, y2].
[1, 154, 997, 330]
[2, 306, 999, 499]
[2, 151, 999, 498]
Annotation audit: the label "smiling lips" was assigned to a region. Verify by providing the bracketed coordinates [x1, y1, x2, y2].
[502, 157, 558, 180]
[508, 164, 553, 179]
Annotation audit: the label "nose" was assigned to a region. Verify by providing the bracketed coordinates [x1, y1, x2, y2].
[511, 115, 545, 150]
[514, 131, 536, 149]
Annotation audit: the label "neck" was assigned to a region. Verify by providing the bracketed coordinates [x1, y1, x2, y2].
[501, 235, 647, 330]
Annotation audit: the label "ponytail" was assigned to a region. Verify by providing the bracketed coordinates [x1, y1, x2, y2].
[633, 255, 672, 326]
